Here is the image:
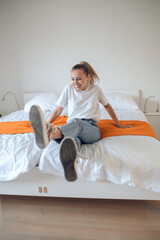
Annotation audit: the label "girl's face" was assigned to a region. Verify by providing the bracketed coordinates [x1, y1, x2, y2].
[71, 69, 90, 91]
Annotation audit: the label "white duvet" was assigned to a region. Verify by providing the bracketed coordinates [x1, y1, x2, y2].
[0, 109, 160, 193]
[0, 111, 42, 181]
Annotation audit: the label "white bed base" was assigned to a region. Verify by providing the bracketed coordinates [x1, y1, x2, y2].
[1, 89, 160, 200]
[0, 167, 160, 200]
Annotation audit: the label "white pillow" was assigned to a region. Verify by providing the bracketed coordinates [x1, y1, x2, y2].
[103, 92, 139, 110]
[24, 92, 60, 112]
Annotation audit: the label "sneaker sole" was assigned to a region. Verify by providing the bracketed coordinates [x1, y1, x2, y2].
[60, 137, 78, 182]
[29, 105, 49, 149]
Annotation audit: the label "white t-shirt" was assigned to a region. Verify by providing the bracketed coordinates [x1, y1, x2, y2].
[56, 84, 108, 122]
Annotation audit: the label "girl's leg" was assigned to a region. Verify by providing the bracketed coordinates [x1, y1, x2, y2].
[29, 105, 62, 148]
[57, 118, 101, 182]
[53, 119, 82, 151]
[58, 118, 101, 151]
[76, 119, 101, 144]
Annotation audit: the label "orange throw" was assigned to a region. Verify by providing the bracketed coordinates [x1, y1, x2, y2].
[97, 119, 158, 140]
[0, 116, 158, 140]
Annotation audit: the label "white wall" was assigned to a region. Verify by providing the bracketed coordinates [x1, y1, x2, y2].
[0, 0, 160, 113]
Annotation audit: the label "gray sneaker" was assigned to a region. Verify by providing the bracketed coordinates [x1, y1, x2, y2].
[29, 105, 49, 149]
[60, 137, 78, 182]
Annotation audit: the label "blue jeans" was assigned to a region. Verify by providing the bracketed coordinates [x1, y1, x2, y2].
[57, 118, 101, 151]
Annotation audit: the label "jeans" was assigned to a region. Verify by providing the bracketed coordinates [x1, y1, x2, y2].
[57, 118, 101, 151]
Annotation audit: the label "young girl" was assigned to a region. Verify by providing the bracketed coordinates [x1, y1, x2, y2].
[29, 61, 131, 182]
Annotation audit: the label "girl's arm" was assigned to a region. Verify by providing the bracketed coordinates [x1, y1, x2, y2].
[47, 106, 64, 123]
[104, 103, 132, 128]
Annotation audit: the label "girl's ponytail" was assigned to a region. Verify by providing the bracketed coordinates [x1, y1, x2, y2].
[72, 61, 99, 85]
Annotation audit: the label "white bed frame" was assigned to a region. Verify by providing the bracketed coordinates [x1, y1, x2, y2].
[0, 90, 160, 200]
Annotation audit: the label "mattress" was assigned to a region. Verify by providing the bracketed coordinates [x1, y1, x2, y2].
[1, 109, 160, 193]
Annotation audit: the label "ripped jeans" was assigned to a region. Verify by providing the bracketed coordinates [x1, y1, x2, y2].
[57, 118, 101, 151]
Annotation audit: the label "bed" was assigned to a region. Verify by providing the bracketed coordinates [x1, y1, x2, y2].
[0, 89, 160, 200]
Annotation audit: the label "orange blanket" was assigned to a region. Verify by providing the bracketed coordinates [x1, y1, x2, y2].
[0, 116, 158, 140]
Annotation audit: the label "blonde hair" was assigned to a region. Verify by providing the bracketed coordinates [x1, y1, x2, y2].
[71, 61, 99, 85]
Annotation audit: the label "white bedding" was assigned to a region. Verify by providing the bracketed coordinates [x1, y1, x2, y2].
[38, 110, 160, 192]
[0, 110, 53, 181]
[1, 109, 160, 193]
[0, 111, 43, 181]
